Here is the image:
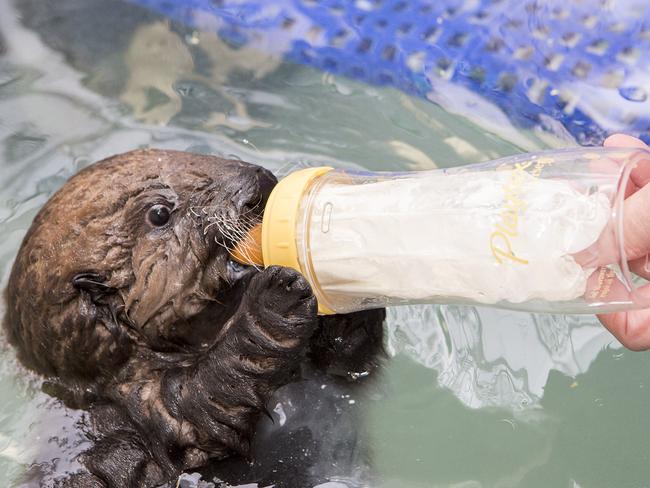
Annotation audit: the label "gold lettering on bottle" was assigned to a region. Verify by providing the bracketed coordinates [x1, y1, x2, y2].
[489, 160, 553, 266]
[490, 232, 529, 264]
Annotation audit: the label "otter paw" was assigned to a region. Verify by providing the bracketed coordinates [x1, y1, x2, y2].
[246, 266, 317, 323]
[311, 309, 386, 379]
[54, 472, 105, 488]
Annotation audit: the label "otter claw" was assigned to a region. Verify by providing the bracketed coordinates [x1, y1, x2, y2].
[246, 266, 317, 322]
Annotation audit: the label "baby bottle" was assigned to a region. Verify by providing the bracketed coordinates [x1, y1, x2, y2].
[233, 147, 650, 315]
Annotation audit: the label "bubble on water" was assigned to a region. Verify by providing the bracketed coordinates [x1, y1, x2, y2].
[349, 371, 369, 380]
[619, 86, 647, 102]
[273, 401, 287, 426]
[185, 31, 200, 45]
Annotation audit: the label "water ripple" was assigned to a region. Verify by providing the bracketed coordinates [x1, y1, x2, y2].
[387, 305, 619, 410]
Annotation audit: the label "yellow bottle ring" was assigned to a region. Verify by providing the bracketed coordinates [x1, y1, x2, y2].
[262, 166, 334, 314]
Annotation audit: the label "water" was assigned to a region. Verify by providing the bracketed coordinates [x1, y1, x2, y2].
[1, 0, 649, 486]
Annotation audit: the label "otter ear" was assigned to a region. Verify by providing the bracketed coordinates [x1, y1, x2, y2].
[72, 272, 116, 304]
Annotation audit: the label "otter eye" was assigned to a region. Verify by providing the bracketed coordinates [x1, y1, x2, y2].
[147, 204, 171, 227]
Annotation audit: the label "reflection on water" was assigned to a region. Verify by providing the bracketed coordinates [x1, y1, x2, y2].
[120, 20, 281, 128]
[387, 306, 617, 410]
[1, 0, 648, 487]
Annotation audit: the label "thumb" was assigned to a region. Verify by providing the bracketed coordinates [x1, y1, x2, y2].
[621, 171, 650, 261]
[603, 135, 650, 262]
[597, 282, 650, 351]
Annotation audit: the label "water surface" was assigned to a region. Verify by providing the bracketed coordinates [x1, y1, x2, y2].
[1, 1, 648, 486]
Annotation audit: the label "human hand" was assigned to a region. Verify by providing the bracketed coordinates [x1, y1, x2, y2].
[597, 134, 650, 350]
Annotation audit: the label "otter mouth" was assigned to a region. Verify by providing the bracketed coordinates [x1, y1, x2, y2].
[186, 209, 261, 289]
[191, 170, 276, 281]
[216, 217, 263, 282]
[224, 176, 274, 272]
[227, 258, 254, 279]
[225, 218, 264, 280]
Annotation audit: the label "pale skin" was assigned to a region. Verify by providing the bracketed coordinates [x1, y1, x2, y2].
[598, 134, 650, 350]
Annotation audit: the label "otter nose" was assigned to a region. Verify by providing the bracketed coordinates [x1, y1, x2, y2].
[235, 166, 277, 214]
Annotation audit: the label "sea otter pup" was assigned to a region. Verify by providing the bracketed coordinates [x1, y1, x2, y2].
[3, 149, 384, 487]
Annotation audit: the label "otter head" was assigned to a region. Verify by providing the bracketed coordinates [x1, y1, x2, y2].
[3, 149, 276, 382]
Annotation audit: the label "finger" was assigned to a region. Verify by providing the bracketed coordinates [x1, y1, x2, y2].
[585, 266, 631, 303]
[604, 134, 650, 187]
[604, 133, 648, 149]
[597, 283, 650, 350]
[585, 152, 638, 197]
[629, 255, 650, 281]
[603, 134, 648, 149]
[573, 220, 617, 268]
[575, 183, 650, 268]
[621, 183, 650, 261]
[574, 174, 650, 268]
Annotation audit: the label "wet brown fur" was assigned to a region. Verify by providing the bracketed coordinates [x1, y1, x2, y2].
[3, 149, 385, 487]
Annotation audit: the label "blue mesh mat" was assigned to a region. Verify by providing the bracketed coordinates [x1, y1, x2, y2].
[126, 0, 650, 144]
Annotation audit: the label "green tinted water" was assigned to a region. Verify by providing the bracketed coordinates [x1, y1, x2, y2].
[1, 0, 648, 486]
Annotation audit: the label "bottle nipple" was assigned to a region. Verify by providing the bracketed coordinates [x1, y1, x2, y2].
[230, 223, 264, 266]
[229, 166, 332, 269]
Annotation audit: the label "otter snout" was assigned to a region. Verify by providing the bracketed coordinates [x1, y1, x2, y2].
[233, 165, 277, 215]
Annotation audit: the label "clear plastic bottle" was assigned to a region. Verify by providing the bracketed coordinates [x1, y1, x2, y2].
[254, 147, 650, 314]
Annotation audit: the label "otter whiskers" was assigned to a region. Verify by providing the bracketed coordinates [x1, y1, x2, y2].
[189, 206, 263, 269]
